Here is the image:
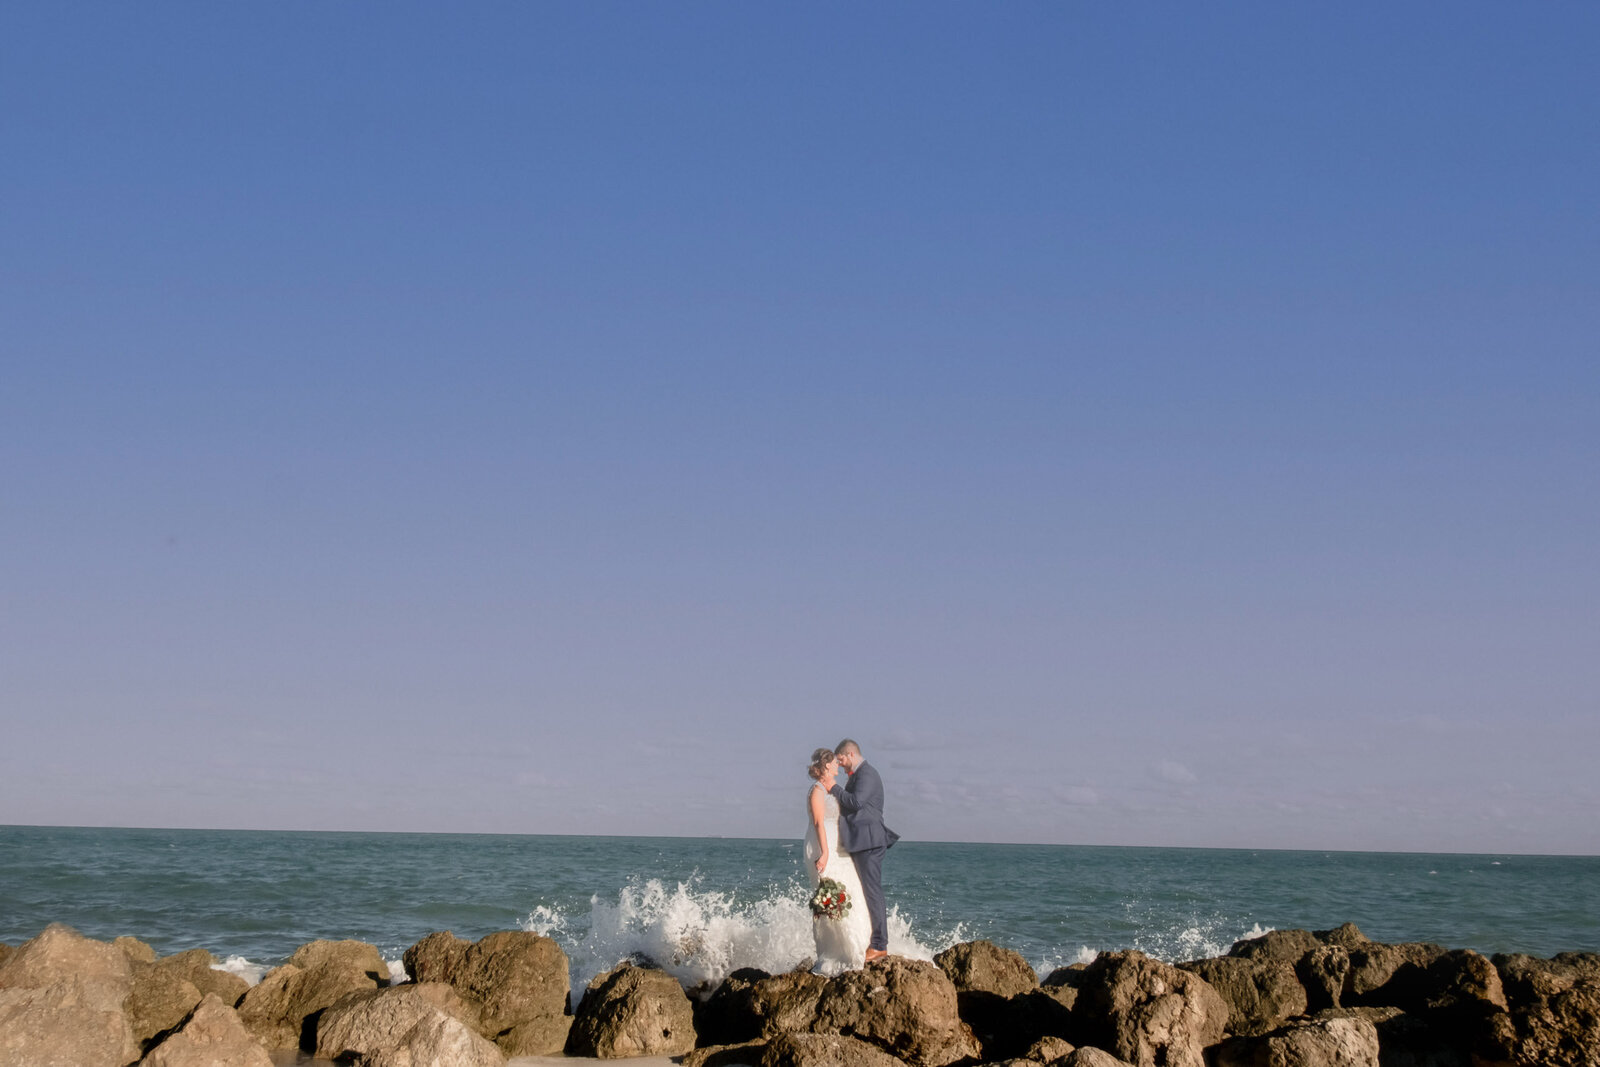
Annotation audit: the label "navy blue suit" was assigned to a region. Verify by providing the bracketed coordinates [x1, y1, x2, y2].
[830, 761, 899, 951]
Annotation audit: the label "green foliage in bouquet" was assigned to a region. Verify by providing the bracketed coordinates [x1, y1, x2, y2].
[810, 877, 851, 921]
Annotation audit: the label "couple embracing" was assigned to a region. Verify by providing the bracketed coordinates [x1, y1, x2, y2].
[804, 739, 899, 975]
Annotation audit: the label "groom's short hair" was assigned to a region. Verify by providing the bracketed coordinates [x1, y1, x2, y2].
[835, 738, 861, 757]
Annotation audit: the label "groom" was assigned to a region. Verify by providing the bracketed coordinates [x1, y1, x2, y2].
[829, 739, 899, 961]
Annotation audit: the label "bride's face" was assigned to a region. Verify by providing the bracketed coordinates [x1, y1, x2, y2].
[826, 757, 840, 777]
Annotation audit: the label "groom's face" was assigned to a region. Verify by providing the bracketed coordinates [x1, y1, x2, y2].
[838, 749, 859, 773]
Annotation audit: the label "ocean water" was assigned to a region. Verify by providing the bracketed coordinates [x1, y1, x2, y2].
[2, 825, 1595, 996]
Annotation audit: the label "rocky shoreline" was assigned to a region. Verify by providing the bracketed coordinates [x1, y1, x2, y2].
[2, 922, 1596, 1067]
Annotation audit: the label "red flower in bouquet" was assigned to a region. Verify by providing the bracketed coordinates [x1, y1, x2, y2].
[809, 878, 852, 921]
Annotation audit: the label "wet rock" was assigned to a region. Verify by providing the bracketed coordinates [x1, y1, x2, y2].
[761, 1030, 906, 1067]
[1073, 950, 1228, 1067]
[567, 962, 697, 1058]
[1215, 1009, 1381, 1067]
[140, 993, 273, 1067]
[402, 929, 570, 1053]
[1179, 955, 1307, 1037]
[0, 923, 140, 1067]
[810, 956, 979, 1067]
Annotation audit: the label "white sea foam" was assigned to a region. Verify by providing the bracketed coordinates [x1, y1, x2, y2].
[213, 955, 268, 986]
[1053, 920, 1275, 976]
[523, 877, 937, 995]
[386, 958, 409, 984]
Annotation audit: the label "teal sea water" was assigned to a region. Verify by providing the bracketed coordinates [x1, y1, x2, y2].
[2, 826, 1595, 993]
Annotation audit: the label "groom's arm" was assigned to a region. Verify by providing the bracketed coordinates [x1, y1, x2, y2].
[832, 764, 884, 815]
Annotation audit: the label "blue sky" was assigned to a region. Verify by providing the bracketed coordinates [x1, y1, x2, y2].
[3, 3, 1596, 854]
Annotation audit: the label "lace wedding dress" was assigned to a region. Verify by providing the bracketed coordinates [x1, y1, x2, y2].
[804, 785, 872, 975]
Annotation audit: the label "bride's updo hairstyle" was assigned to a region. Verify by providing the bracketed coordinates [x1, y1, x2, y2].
[808, 748, 836, 781]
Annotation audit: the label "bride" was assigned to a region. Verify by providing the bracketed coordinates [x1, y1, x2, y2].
[803, 747, 872, 975]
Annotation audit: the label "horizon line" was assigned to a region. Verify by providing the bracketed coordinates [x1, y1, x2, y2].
[4, 822, 1595, 861]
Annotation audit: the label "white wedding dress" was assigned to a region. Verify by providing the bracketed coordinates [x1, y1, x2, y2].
[804, 785, 872, 976]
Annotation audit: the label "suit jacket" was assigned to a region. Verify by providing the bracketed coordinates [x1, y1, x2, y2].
[830, 761, 900, 853]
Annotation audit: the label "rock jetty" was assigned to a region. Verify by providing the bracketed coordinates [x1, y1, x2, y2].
[1, 921, 1596, 1066]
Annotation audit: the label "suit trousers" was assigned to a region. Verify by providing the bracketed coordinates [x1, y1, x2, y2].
[850, 845, 888, 951]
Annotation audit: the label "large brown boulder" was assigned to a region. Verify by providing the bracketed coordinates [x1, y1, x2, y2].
[405, 929, 471, 983]
[1215, 1009, 1381, 1067]
[811, 956, 979, 1067]
[403, 929, 570, 1053]
[684, 1039, 769, 1067]
[1493, 953, 1600, 1067]
[1179, 956, 1307, 1037]
[1042, 965, 1089, 1014]
[930, 940, 1056, 1060]
[991, 989, 1081, 1059]
[1378, 949, 1513, 1062]
[287, 938, 390, 984]
[761, 1030, 907, 1067]
[1074, 950, 1228, 1067]
[749, 971, 829, 1037]
[1228, 928, 1358, 1013]
[140, 994, 273, 1067]
[114, 938, 158, 965]
[124, 964, 203, 1053]
[568, 962, 697, 1057]
[1299, 945, 1350, 1012]
[1345, 941, 1448, 1002]
[0, 945, 13, 970]
[936, 940, 1039, 997]
[0, 924, 141, 1067]
[0, 923, 135, 992]
[315, 982, 483, 1061]
[150, 950, 249, 1007]
[235, 953, 383, 1051]
[1063, 1050, 1136, 1067]
[695, 967, 771, 1045]
[1024, 1035, 1078, 1065]
[936, 940, 1045, 1060]
[364, 1011, 507, 1067]
[1230, 929, 1322, 964]
[1312, 924, 1368, 950]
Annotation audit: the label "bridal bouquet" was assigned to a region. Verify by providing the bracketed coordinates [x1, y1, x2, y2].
[809, 878, 851, 921]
